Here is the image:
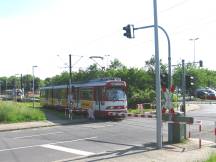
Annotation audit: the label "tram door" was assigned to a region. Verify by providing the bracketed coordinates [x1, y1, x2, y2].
[95, 87, 103, 111]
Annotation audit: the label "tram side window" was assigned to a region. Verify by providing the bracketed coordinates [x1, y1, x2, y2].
[45, 90, 48, 98]
[75, 88, 79, 102]
[80, 88, 93, 100]
[53, 89, 57, 99]
[59, 88, 67, 99]
[48, 89, 52, 98]
[40, 89, 48, 98]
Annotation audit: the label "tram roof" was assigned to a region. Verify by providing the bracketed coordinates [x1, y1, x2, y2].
[40, 78, 125, 90]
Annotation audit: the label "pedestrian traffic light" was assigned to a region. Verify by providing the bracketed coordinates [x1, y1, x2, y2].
[186, 75, 195, 89]
[161, 73, 168, 88]
[199, 60, 203, 67]
[123, 24, 135, 38]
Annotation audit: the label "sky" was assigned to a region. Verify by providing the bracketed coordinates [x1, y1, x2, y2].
[0, 0, 216, 79]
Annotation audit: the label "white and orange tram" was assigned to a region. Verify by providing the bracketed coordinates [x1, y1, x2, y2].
[40, 78, 128, 119]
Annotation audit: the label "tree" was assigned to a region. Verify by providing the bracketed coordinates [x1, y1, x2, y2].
[109, 59, 125, 69]
[145, 55, 167, 74]
[0, 77, 8, 91]
[172, 65, 216, 92]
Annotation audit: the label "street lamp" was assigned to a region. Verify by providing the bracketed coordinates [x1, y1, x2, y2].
[189, 37, 199, 64]
[32, 65, 38, 108]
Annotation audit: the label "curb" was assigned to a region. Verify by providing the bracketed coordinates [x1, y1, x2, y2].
[0, 119, 91, 132]
[0, 121, 57, 132]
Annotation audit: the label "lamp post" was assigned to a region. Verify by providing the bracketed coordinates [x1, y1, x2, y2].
[189, 37, 199, 64]
[32, 65, 38, 108]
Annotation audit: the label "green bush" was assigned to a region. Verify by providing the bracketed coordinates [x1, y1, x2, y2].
[128, 88, 155, 107]
[0, 101, 46, 123]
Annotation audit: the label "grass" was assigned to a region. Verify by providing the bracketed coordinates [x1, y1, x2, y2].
[179, 139, 188, 144]
[0, 101, 46, 123]
[205, 153, 216, 162]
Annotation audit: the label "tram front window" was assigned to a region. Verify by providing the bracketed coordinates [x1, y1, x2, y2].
[106, 88, 126, 101]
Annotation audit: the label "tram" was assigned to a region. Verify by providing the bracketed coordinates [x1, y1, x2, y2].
[40, 78, 127, 119]
[3, 89, 24, 102]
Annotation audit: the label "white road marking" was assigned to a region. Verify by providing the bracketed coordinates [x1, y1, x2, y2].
[13, 132, 64, 139]
[0, 136, 97, 152]
[41, 144, 94, 156]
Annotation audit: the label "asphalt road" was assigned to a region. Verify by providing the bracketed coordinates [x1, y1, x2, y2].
[0, 104, 215, 162]
[0, 118, 162, 162]
[186, 104, 216, 142]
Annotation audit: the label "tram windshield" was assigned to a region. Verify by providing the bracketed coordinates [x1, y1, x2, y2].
[106, 88, 126, 101]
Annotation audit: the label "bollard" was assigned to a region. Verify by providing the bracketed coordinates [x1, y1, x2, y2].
[199, 123, 201, 148]
[189, 120, 202, 148]
[140, 104, 144, 115]
[195, 120, 202, 149]
[189, 124, 191, 138]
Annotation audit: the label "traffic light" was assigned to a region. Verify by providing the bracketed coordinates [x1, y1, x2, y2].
[186, 75, 195, 89]
[123, 24, 135, 38]
[160, 73, 168, 88]
[199, 60, 203, 67]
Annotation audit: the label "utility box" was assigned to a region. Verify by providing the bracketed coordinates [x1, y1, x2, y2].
[168, 123, 185, 143]
[162, 112, 193, 144]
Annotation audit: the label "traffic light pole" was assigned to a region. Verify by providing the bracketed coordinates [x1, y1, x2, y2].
[69, 54, 72, 112]
[153, 0, 162, 149]
[134, 25, 171, 89]
[181, 59, 187, 139]
[123, 0, 165, 149]
[181, 59, 202, 116]
[182, 60, 186, 116]
[123, 0, 169, 148]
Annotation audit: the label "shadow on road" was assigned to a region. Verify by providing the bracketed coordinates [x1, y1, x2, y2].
[38, 107, 114, 126]
[62, 142, 158, 162]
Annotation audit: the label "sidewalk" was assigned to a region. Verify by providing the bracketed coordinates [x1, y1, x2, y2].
[60, 139, 216, 162]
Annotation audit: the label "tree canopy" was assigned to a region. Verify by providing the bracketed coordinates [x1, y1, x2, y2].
[1, 56, 216, 107]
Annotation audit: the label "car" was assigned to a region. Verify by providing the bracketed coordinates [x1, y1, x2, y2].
[207, 92, 216, 100]
[195, 89, 208, 99]
[195, 88, 216, 100]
